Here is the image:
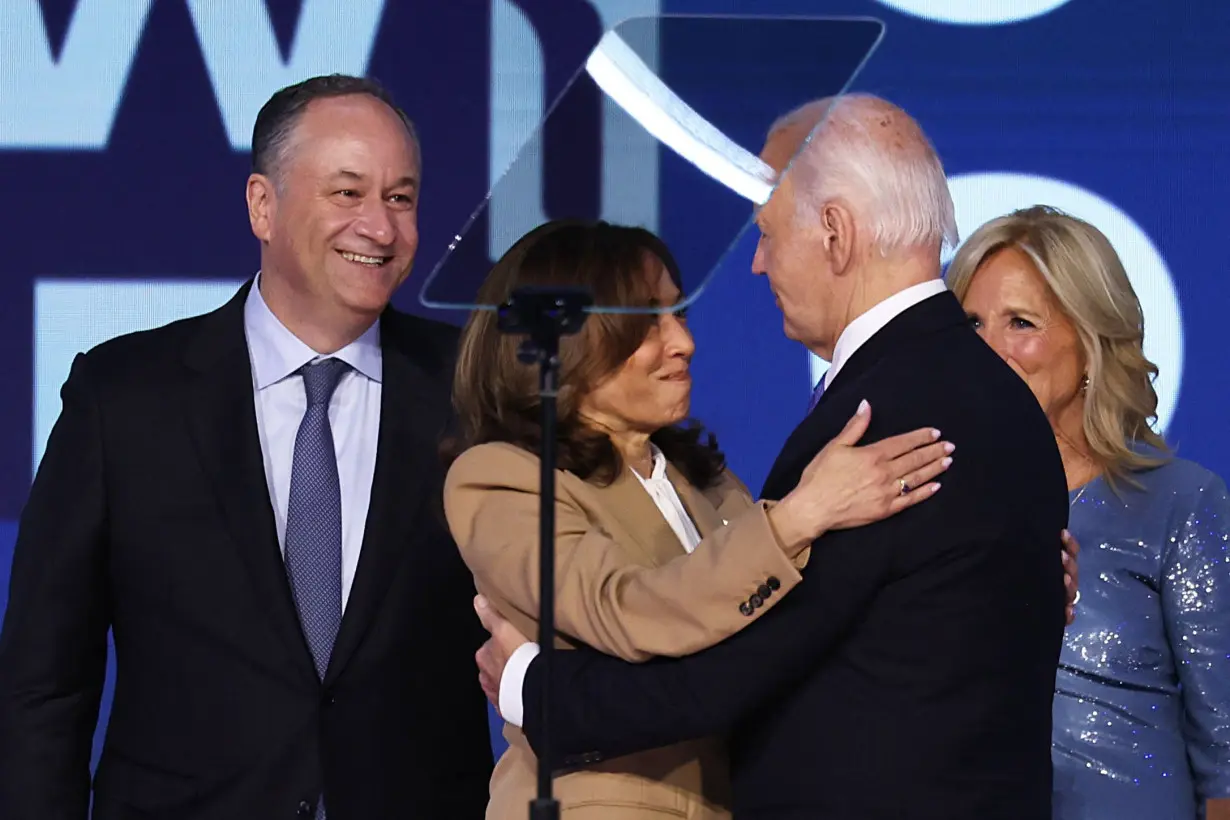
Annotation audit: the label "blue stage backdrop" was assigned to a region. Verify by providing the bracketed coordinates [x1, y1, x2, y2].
[0, 0, 1223, 764]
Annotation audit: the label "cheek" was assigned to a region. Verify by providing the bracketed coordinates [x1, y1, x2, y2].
[1004, 334, 1051, 376]
[397, 213, 419, 248]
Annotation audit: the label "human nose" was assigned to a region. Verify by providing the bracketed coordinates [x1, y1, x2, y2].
[354, 197, 396, 246]
[980, 326, 1009, 362]
[751, 234, 769, 276]
[663, 311, 695, 358]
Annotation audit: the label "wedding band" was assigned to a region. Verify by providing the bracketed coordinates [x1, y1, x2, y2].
[1072, 590, 1081, 606]
[898, 478, 909, 495]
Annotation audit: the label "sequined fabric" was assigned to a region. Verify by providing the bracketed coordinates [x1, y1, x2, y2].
[1053, 455, 1230, 819]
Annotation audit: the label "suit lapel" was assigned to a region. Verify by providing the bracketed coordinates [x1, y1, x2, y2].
[665, 462, 724, 538]
[323, 329, 445, 686]
[589, 468, 686, 565]
[183, 282, 318, 686]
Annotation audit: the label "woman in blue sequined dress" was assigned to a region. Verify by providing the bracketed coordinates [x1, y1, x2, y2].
[947, 205, 1230, 820]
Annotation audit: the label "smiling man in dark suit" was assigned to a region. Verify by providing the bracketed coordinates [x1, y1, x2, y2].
[472, 94, 1072, 819]
[0, 75, 492, 820]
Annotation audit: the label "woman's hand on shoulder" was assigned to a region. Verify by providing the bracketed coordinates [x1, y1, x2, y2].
[771, 400, 953, 545]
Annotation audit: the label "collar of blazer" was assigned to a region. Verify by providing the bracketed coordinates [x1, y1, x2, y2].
[578, 454, 726, 564]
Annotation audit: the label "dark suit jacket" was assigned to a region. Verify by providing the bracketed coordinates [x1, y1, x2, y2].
[0, 283, 493, 820]
[519, 291, 1068, 819]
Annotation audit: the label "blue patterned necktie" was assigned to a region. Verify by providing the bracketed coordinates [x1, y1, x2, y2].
[807, 377, 827, 414]
[284, 358, 348, 820]
[284, 357, 348, 681]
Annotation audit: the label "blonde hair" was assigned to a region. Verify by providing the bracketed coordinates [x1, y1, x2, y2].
[769, 94, 959, 256]
[945, 205, 1168, 486]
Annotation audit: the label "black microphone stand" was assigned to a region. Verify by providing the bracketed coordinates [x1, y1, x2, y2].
[496, 285, 594, 820]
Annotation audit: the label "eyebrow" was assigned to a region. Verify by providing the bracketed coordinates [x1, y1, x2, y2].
[331, 169, 419, 191]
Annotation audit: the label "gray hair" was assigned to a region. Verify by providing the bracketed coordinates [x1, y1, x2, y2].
[769, 94, 958, 255]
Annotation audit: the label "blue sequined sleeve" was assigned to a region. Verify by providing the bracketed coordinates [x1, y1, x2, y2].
[1162, 470, 1230, 801]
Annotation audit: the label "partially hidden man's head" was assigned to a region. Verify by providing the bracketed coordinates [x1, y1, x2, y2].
[245, 74, 423, 338]
[752, 94, 958, 359]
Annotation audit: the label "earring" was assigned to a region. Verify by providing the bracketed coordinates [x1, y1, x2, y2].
[1080, 375, 1090, 394]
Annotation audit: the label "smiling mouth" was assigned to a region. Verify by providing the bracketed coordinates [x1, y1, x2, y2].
[338, 250, 393, 267]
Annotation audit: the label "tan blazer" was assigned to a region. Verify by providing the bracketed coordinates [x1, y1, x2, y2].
[444, 442, 811, 819]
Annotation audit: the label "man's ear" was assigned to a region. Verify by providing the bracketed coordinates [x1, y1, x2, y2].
[246, 173, 276, 243]
[820, 201, 856, 275]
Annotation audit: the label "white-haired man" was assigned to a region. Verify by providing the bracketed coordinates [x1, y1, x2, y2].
[473, 94, 1070, 819]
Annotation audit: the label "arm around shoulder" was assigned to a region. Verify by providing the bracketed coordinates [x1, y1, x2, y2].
[444, 444, 807, 661]
[0, 352, 112, 819]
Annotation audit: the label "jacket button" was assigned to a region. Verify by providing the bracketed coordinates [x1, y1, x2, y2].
[757, 583, 772, 600]
[749, 593, 764, 609]
[766, 576, 781, 591]
[739, 601, 754, 616]
[297, 800, 313, 818]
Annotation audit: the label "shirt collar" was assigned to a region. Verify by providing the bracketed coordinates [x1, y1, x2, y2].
[824, 278, 947, 389]
[646, 444, 668, 480]
[631, 444, 669, 482]
[243, 273, 383, 391]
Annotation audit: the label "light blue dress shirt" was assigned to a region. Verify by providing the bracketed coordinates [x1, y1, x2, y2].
[241, 276, 382, 610]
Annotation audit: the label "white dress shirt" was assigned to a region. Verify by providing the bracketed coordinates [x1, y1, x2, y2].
[242, 275, 382, 610]
[499, 278, 950, 726]
[498, 446, 702, 725]
[631, 446, 703, 555]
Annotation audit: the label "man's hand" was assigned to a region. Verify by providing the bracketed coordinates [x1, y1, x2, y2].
[1062, 529, 1081, 625]
[473, 595, 531, 716]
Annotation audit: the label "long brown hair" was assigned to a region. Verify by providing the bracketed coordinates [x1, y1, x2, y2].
[446, 219, 726, 488]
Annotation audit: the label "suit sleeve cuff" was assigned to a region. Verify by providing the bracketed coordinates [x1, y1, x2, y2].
[499, 642, 541, 728]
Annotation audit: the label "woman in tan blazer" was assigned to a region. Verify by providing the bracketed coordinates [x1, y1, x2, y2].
[443, 220, 954, 819]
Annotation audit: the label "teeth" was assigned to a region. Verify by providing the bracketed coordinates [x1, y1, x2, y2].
[340, 251, 386, 265]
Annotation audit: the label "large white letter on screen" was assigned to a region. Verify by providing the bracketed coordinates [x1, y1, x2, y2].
[0, 0, 154, 149]
[185, 0, 386, 150]
[32, 280, 244, 473]
[487, 0, 661, 261]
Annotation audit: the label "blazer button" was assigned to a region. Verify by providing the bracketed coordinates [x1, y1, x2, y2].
[757, 583, 772, 600]
[297, 800, 313, 818]
[739, 601, 754, 616]
[766, 576, 781, 591]
[749, 593, 764, 609]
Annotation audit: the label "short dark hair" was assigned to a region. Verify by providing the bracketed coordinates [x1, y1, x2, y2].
[447, 219, 727, 490]
[250, 74, 420, 179]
